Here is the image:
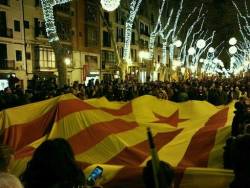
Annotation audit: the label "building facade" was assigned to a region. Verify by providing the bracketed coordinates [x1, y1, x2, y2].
[0, 0, 27, 89]
[0, 0, 166, 90]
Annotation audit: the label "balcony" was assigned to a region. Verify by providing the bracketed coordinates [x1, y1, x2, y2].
[0, 28, 13, 38]
[0, 60, 15, 70]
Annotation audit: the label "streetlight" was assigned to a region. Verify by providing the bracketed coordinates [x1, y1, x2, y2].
[64, 58, 71, 66]
[101, 0, 121, 12]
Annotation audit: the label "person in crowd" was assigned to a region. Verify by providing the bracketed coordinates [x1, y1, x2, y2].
[232, 86, 241, 100]
[20, 138, 85, 188]
[231, 97, 248, 136]
[230, 135, 250, 188]
[0, 172, 23, 188]
[0, 144, 14, 172]
[143, 160, 175, 188]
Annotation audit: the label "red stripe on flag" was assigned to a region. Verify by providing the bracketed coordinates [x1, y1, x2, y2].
[100, 102, 133, 116]
[56, 99, 97, 121]
[68, 119, 139, 155]
[106, 129, 183, 166]
[3, 107, 57, 150]
[177, 108, 229, 168]
[174, 108, 229, 188]
[15, 146, 35, 160]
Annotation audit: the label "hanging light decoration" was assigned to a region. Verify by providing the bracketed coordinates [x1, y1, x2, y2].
[41, 0, 72, 42]
[174, 40, 182, 48]
[196, 39, 206, 49]
[101, 0, 121, 12]
[208, 47, 215, 53]
[229, 37, 237, 46]
[229, 46, 238, 55]
[188, 47, 196, 55]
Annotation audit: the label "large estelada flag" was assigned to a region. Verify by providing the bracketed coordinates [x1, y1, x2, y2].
[0, 94, 235, 188]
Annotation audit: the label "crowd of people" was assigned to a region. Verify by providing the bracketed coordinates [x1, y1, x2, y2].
[0, 75, 250, 111]
[1, 76, 250, 188]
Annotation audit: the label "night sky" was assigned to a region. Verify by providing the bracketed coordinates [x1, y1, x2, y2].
[150, 0, 249, 66]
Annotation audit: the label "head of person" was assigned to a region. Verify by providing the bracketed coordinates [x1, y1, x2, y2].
[143, 160, 175, 188]
[0, 172, 23, 188]
[0, 144, 14, 172]
[231, 135, 250, 173]
[20, 138, 85, 188]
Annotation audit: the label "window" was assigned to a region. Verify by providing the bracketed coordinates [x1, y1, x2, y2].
[116, 27, 124, 42]
[0, 0, 8, 6]
[131, 32, 135, 45]
[140, 22, 144, 33]
[130, 49, 137, 62]
[14, 20, 20, 32]
[26, 52, 31, 60]
[85, 26, 98, 47]
[119, 47, 124, 58]
[145, 25, 149, 35]
[24, 20, 29, 29]
[16, 50, 22, 61]
[104, 12, 109, 23]
[103, 31, 111, 47]
[0, 43, 7, 69]
[34, 18, 46, 37]
[116, 10, 126, 25]
[86, 3, 97, 22]
[56, 20, 71, 41]
[35, 0, 41, 7]
[102, 50, 115, 64]
[54, 3, 70, 14]
[0, 11, 7, 37]
[34, 46, 56, 68]
[0, 43, 7, 60]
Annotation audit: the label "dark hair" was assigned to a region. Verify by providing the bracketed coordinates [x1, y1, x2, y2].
[0, 144, 14, 172]
[20, 138, 85, 188]
[143, 160, 174, 188]
[230, 135, 250, 188]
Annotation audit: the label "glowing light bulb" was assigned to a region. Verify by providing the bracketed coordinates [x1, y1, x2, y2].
[229, 46, 238, 55]
[208, 47, 215, 53]
[101, 0, 121, 12]
[188, 47, 196, 55]
[196, 39, 206, 49]
[229, 37, 237, 45]
[174, 40, 182, 47]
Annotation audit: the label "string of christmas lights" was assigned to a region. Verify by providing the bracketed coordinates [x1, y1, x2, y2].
[123, 0, 142, 61]
[148, 0, 167, 60]
[232, 0, 250, 73]
[40, 0, 72, 42]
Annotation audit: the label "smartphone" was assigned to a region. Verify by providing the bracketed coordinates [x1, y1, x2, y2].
[86, 166, 103, 186]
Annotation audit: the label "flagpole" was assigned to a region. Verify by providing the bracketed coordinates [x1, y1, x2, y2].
[147, 127, 159, 188]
